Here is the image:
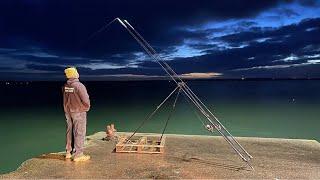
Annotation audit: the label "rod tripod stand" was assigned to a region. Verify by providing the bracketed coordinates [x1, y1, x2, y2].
[125, 83, 183, 143]
[126, 81, 253, 170]
[97, 18, 254, 170]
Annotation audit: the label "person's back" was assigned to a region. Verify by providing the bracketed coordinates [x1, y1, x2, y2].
[63, 78, 90, 113]
[62, 67, 91, 162]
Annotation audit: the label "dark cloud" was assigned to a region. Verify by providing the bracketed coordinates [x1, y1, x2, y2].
[297, 0, 320, 6]
[0, 0, 289, 54]
[0, 0, 320, 80]
[25, 63, 164, 77]
[217, 18, 320, 44]
[138, 18, 320, 77]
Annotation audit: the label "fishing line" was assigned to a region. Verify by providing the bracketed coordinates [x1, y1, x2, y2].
[85, 18, 118, 43]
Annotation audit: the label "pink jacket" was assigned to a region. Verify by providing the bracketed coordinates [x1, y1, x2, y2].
[62, 78, 90, 113]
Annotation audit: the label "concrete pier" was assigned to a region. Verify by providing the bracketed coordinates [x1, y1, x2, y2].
[1, 132, 319, 179]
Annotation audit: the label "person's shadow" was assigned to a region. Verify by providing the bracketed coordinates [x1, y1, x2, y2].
[36, 153, 67, 161]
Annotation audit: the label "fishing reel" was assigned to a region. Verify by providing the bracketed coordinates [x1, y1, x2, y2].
[205, 124, 221, 132]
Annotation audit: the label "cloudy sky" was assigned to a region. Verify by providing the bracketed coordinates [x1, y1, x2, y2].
[0, 0, 319, 80]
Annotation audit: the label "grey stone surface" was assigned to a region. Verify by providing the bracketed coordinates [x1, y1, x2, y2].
[1, 132, 319, 179]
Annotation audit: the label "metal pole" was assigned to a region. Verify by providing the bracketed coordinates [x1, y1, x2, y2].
[126, 86, 180, 142]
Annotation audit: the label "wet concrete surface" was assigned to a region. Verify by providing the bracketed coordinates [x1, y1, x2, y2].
[1, 132, 319, 179]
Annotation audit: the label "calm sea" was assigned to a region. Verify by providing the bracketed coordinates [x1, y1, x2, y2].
[0, 80, 319, 173]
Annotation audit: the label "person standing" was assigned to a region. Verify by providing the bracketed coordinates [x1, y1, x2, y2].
[63, 67, 91, 162]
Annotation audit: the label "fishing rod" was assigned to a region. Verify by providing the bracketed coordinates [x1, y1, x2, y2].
[116, 18, 253, 169]
[118, 19, 253, 164]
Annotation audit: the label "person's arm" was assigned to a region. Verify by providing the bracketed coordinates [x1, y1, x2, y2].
[77, 83, 90, 109]
[62, 85, 67, 112]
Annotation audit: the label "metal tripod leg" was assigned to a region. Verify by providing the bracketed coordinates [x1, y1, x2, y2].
[160, 86, 181, 141]
[125, 86, 180, 143]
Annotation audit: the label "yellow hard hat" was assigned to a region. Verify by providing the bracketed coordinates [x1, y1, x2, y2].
[64, 67, 79, 79]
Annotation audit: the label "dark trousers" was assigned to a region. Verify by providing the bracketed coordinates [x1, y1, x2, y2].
[65, 112, 87, 157]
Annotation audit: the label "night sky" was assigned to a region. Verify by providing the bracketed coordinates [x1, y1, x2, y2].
[0, 0, 320, 80]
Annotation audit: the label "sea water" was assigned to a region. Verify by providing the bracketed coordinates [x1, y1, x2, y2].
[0, 80, 319, 173]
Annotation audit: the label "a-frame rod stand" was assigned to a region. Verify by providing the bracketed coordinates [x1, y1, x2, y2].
[125, 85, 181, 143]
[107, 18, 253, 170]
